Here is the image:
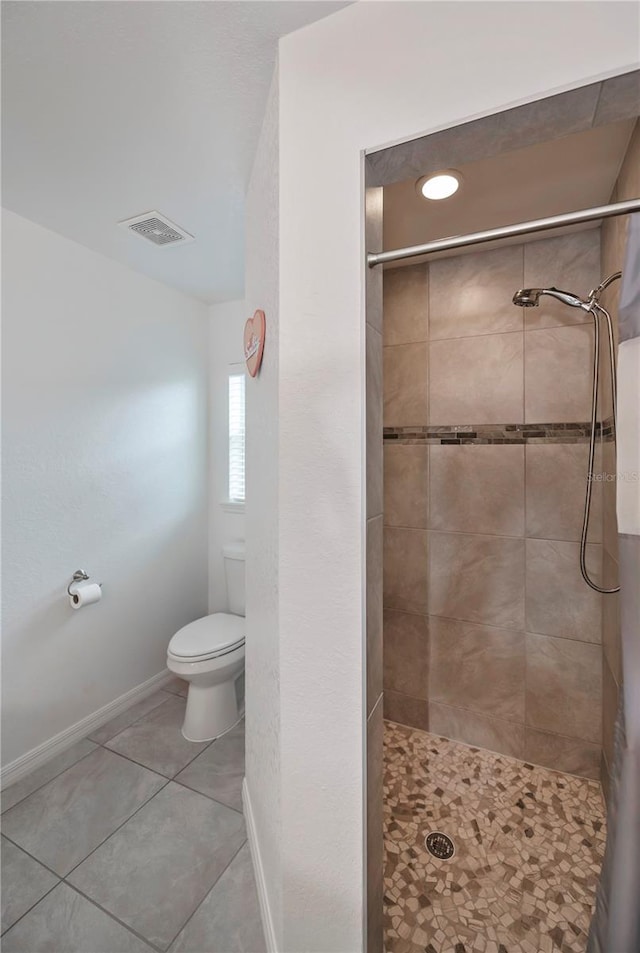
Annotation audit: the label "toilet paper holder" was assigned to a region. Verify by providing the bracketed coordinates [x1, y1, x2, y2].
[67, 569, 101, 596]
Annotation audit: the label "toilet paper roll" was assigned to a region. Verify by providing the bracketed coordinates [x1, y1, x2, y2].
[69, 581, 102, 610]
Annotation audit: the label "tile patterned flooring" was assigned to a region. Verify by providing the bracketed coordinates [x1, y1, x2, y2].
[1, 678, 266, 953]
[384, 721, 606, 953]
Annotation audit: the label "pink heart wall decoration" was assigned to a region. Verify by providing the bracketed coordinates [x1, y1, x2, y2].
[244, 310, 266, 378]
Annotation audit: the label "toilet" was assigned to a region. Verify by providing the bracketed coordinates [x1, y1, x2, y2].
[167, 543, 245, 742]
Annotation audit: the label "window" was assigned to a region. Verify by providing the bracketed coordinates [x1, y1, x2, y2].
[228, 373, 246, 503]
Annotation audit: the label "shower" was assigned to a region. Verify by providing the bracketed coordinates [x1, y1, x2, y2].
[513, 286, 591, 310]
[513, 271, 621, 593]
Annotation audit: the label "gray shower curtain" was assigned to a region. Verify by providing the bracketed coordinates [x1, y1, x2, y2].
[589, 213, 640, 953]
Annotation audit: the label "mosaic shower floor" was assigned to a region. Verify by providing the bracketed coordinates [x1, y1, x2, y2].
[384, 721, 606, 953]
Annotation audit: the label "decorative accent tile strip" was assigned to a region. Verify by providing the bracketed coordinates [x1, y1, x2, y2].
[384, 417, 615, 445]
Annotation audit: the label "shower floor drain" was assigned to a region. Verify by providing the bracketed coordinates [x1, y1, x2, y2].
[425, 831, 455, 860]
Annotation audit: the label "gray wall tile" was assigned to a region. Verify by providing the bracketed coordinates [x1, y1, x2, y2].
[523, 230, 600, 329]
[526, 633, 602, 744]
[602, 550, 621, 684]
[429, 332, 523, 425]
[366, 187, 384, 334]
[383, 264, 428, 346]
[384, 691, 429, 732]
[366, 83, 601, 188]
[430, 444, 524, 536]
[429, 245, 523, 340]
[524, 324, 593, 423]
[384, 443, 428, 529]
[428, 702, 525, 759]
[602, 657, 619, 770]
[366, 325, 383, 519]
[524, 729, 601, 780]
[525, 538, 602, 643]
[525, 443, 602, 542]
[384, 343, 428, 426]
[429, 531, 525, 630]
[601, 439, 619, 560]
[383, 526, 428, 614]
[383, 608, 429, 699]
[593, 70, 640, 126]
[616, 118, 640, 206]
[429, 617, 524, 721]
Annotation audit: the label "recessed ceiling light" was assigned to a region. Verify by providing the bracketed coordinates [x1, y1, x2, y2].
[417, 170, 461, 200]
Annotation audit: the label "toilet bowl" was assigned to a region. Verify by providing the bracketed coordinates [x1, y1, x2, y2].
[167, 543, 245, 742]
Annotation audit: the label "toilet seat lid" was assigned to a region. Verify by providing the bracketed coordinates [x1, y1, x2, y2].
[168, 613, 245, 659]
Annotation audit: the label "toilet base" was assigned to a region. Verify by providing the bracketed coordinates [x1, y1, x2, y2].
[182, 678, 240, 743]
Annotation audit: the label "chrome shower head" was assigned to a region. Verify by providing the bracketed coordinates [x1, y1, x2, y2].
[512, 289, 542, 308]
[512, 286, 590, 311]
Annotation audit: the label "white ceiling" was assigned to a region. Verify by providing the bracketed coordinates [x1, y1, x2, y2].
[2, 1, 350, 302]
[383, 119, 637, 263]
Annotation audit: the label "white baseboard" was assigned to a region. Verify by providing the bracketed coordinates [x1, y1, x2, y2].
[1, 669, 173, 791]
[243, 777, 278, 953]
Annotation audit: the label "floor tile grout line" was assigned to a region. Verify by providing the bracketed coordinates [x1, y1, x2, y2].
[2, 687, 178, 813]
[101, 733, 217, 782]
[3, 768, 247, 949]
[59, 880, 164, 953]
[98, 693, 231, 779]
[2, 711, 247, 891]
[0, 873, 160, 953]
[0, 832, 64, 881]
[5, 718, 242, 869]
[163, 836, 249, 950]
[1, 744, 98, 816]
[63, 777, 246, 950]
[98, 690, 188, 745]
[169, 775, 245, 816]
[93, 727, 246, 815]
[55, 749, 245, 877]
[2, 698, 249, 950]
[62, 778, 172, 881]
[0, 872, 60, 937]
[88, 690, 176, 745]
[92, 742, 177, 783]
[0, 688, 185, 814]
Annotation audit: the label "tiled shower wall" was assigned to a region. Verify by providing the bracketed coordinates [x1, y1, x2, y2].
[382, 229, 607, 779]
[599, 118, 640, 799]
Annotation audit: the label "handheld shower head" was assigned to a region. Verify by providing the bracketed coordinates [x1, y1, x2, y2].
[512, 289, 542, 308]
[512, 286, 590, 311]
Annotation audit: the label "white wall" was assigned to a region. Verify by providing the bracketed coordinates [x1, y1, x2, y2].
[208, 298, 247, 612]
[246, 3, 639, 951]
[1, 210, 209, 768]
[244, 69, 283, 948]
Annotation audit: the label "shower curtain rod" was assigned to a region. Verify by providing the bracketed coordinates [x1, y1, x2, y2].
[367, 198, 640, 267]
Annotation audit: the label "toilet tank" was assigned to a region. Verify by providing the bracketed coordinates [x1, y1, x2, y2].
[223, 542, 245, 616]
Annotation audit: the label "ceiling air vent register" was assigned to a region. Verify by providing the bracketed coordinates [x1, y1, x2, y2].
[119, 211, 194, 247]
